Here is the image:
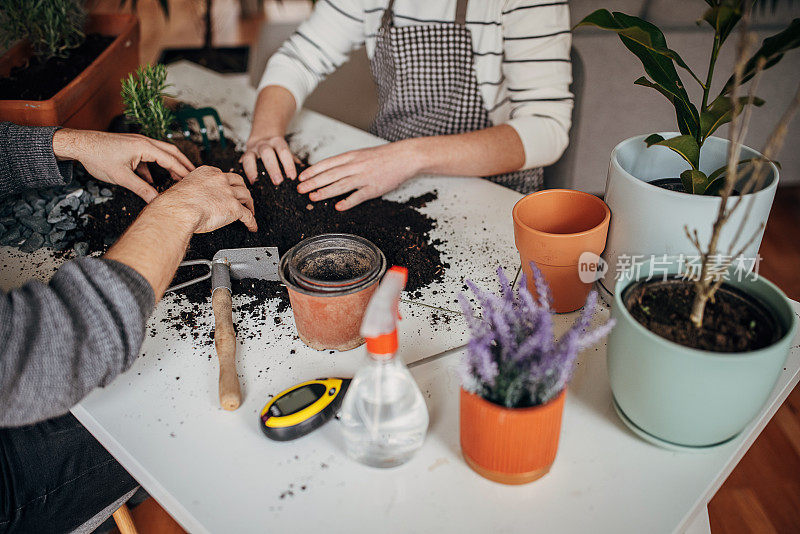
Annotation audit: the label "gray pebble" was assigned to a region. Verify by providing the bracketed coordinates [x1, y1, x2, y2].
[49, 229, 66, 242]
[20, 216, 50, 234]
[0, 216, 15, 226]
[73, 242, 89, 256]
[0, 227, 21, 245]
[14, 204, 32, 217]
[53, 219, 78, 230]
[19, 232, 44, 253]
[100, 188, 113, 197]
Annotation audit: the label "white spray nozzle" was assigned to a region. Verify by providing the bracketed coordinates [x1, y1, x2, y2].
[360, 266, 407, 354]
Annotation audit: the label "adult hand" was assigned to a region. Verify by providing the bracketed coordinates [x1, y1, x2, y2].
[52, 129, 195, 203]
[297, 140, 419, 211]
[154, 166, 258, 233]
[240, 135, 298, 185]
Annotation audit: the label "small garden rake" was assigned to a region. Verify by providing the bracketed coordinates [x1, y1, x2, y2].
[175, 105, 227, 150]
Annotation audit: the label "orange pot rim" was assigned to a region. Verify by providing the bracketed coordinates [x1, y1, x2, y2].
[460, 388, 566, 413]
[0, 13, 138, 106]
[512, 189, 611, 239]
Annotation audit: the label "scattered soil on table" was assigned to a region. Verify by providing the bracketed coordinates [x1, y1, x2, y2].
[0, 35, 114, 101]
[71, 138, 446, 333]
[624, 278, 782, 352]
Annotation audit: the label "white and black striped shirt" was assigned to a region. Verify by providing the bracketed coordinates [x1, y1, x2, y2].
[259, 0, 573, 170]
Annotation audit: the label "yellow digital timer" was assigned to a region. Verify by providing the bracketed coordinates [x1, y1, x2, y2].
[259, 378, 351, 441]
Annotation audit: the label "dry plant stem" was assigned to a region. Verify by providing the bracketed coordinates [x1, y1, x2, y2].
[687, 24, 754, 328]
[688, 81, 800, 327]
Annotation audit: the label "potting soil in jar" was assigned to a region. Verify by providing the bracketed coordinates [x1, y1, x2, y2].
[279, 234, 386, 351]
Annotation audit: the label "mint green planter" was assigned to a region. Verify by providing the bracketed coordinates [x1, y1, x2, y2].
[608, 258, 797, 449]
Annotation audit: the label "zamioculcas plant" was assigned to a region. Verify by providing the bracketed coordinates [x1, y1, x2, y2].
[121, 63, 175, 141]
[0, 0, 86, 61]
[576, 1, 800, 195]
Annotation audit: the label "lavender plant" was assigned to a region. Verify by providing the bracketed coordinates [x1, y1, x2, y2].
[459, 263, 615, 408]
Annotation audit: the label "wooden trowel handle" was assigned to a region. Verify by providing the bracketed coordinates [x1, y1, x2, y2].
[212, 289, 242, 411]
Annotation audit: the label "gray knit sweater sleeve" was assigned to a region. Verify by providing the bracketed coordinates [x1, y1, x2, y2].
[1, 122, 156, 427]
[0, 122, 73, 194]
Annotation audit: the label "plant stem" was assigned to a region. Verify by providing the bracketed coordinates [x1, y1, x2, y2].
[689, 286, 709, 328]
[702, 33, 721, 113]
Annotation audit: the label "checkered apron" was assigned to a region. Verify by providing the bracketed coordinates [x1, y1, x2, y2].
[369, 0, 543, 193]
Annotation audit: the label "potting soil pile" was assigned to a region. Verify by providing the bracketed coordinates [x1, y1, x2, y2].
[0, 142, 448, 345]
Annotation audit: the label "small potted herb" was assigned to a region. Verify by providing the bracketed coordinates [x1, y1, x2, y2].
[607, 20, 800, 448]
[459, 264, 614, 484]
[0, 0, 139, 129]
[574, 2, 800, 297]
[121, 63, 203, 177]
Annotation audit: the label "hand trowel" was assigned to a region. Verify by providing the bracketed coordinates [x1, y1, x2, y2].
[167, 247, 280, 410]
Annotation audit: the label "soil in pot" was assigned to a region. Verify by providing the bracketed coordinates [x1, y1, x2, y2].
[624, 277, 783, 352]
[0, 35, 114, 101]
[648, 177, 740, 195]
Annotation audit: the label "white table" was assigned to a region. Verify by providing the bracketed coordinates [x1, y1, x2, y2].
[2, 63, 798, 533]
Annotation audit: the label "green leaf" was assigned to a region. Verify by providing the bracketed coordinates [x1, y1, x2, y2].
[700, 2, 742, 46]
[644, 133, 665, 146]
[700, 94, 765, 141]
[635, 77, 702, 137]
[721, 19, 800, 94]
[681, 169, 710, 195]
[576, 11, 702, 139]
[647, 134, 701, 170]
[575, 10, 704, 86]
[703, 157, 778, 196]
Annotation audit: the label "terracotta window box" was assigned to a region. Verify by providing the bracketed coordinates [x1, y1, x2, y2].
[0, 13, 140, 130]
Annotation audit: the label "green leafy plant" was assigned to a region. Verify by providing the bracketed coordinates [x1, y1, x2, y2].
[121, 64, 175, 141]
[0, 0, 86, 61]
[576, 1, 800, 195]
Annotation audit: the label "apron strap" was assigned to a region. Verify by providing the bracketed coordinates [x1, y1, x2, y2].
[455, 0, 468, 26]
[380, 0, 397, 30]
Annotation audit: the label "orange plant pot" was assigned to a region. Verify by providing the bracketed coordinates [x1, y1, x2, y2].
[285, 283, 381, 351]
[460, 389, 566, 485]
[280, 234, 387, 352]
[512, 189, 610, 313]
[0, 14, 140, 130]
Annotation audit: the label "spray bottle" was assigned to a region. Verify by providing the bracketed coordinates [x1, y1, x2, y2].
[338, 266, 429, 468]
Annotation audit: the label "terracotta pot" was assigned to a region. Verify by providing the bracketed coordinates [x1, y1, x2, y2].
[280, 234, 386, 351]
[460, 389, 566, 484]
[0, 14, 140, 130]
[512, 189, 611, 313]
